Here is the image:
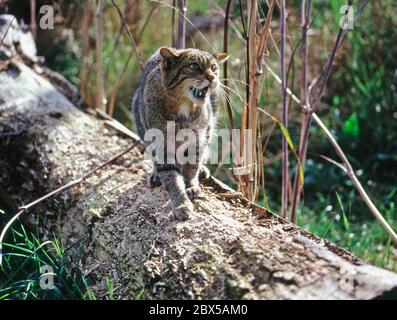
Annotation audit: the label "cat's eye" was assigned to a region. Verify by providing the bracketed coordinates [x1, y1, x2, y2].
[188, 63, 200, 72]
[211, 64, 218, 71]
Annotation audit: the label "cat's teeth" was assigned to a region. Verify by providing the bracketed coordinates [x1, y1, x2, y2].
[191, 87, 209, 99]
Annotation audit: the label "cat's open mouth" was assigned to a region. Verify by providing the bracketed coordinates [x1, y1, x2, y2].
[190, 86, 209, 100]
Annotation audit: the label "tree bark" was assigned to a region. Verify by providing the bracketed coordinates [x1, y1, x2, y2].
[1, 17, 397, 300]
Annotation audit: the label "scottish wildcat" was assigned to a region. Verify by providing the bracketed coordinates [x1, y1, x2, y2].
[132, 47, 228, 220]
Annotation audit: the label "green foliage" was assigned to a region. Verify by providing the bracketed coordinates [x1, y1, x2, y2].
[298, 192, 396, 270]
[0, 220, 92, 300]
[342, 112, 359, 138]
[329, 2, 397, 183]
[44, 37, 80, 86]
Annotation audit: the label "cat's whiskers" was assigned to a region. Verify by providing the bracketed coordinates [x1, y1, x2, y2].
[219, 78, 251, 88]
[218, 83, 245, 103]
[217, 86, 240, 112]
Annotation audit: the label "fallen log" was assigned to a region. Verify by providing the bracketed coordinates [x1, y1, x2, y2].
[1, 20, 397, 300]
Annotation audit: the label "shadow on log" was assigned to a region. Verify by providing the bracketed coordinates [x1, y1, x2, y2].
[1, 16, 397, 300]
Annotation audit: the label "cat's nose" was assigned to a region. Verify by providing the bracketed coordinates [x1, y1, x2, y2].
[206, 74, 215, 82]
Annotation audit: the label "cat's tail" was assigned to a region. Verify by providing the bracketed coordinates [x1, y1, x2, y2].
[132, 89, 146, 140]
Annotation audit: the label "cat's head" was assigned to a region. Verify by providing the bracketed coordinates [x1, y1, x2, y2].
[159, 47, 228, 103]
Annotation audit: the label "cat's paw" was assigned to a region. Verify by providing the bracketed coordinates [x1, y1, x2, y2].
[198, 165, 211, 181]
[147, 172, 161, 188]
[173, 201, 194, 221]
[186, 186, 204, 200]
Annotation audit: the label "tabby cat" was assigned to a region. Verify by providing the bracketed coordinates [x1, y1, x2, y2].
[132, 47, 228, 220]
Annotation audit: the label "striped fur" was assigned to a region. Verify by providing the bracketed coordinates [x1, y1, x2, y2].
[132, 47, 228, 220]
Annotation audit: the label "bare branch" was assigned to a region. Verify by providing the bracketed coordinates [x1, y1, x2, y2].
[95, 0, 107, 111]
[290, 0, 312, 223]
[110, 0, 144, 70]
[177, 0, 187, 48]
[280, 0, 289, 218]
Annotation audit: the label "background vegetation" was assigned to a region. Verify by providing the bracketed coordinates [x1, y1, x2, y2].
[1, 0, 396, 299]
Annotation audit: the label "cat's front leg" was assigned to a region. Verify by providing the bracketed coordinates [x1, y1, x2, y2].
[182, 163, 204, 200]
[147, 169, 162, 188]
[156, 164, 193, 220]
[182, 140, 210, 199]
[198, 165, 211, 181]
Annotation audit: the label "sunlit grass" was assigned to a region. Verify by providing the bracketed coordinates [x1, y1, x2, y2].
[297, 192, 397, 272]
[0, 216, 93, 300]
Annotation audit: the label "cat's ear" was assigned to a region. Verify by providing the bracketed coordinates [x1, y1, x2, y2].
[213, 52, 229, 64]
[159, 47, 179, 59]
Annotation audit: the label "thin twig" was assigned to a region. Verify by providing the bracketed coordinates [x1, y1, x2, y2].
[105, 25, 124, 86]
[151, 0, 216, 52]
[319, 154, 347, 172]
[110, 0, 144, 70]
[30, 0, 37, 40]
[107, 47, 135, 116]
[222, 0, 241, 182]
[0, 16, 15, 48]
[107, 0, 150, 115]
[95, 108, 143, 144]
[245, 0, 258, 201]
[290, 2, 349, 221]
[257, 0, 275, 68]
[137, 3, 160, 42]
[290, 0, 312, 223]
[172, 0, 176, 47]
[238, 0, 247, 39]
[79, 1, 93, 100]
[177, 0, 187, 49]
[95, 0, 107, 111]
[280, 0, 288, 219]
[223, 0, 234, 131]
[285, 0, 328, 88]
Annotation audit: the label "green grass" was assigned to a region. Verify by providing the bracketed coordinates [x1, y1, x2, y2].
[297, 192, 397, 271]
[0, 213, 94, 300]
